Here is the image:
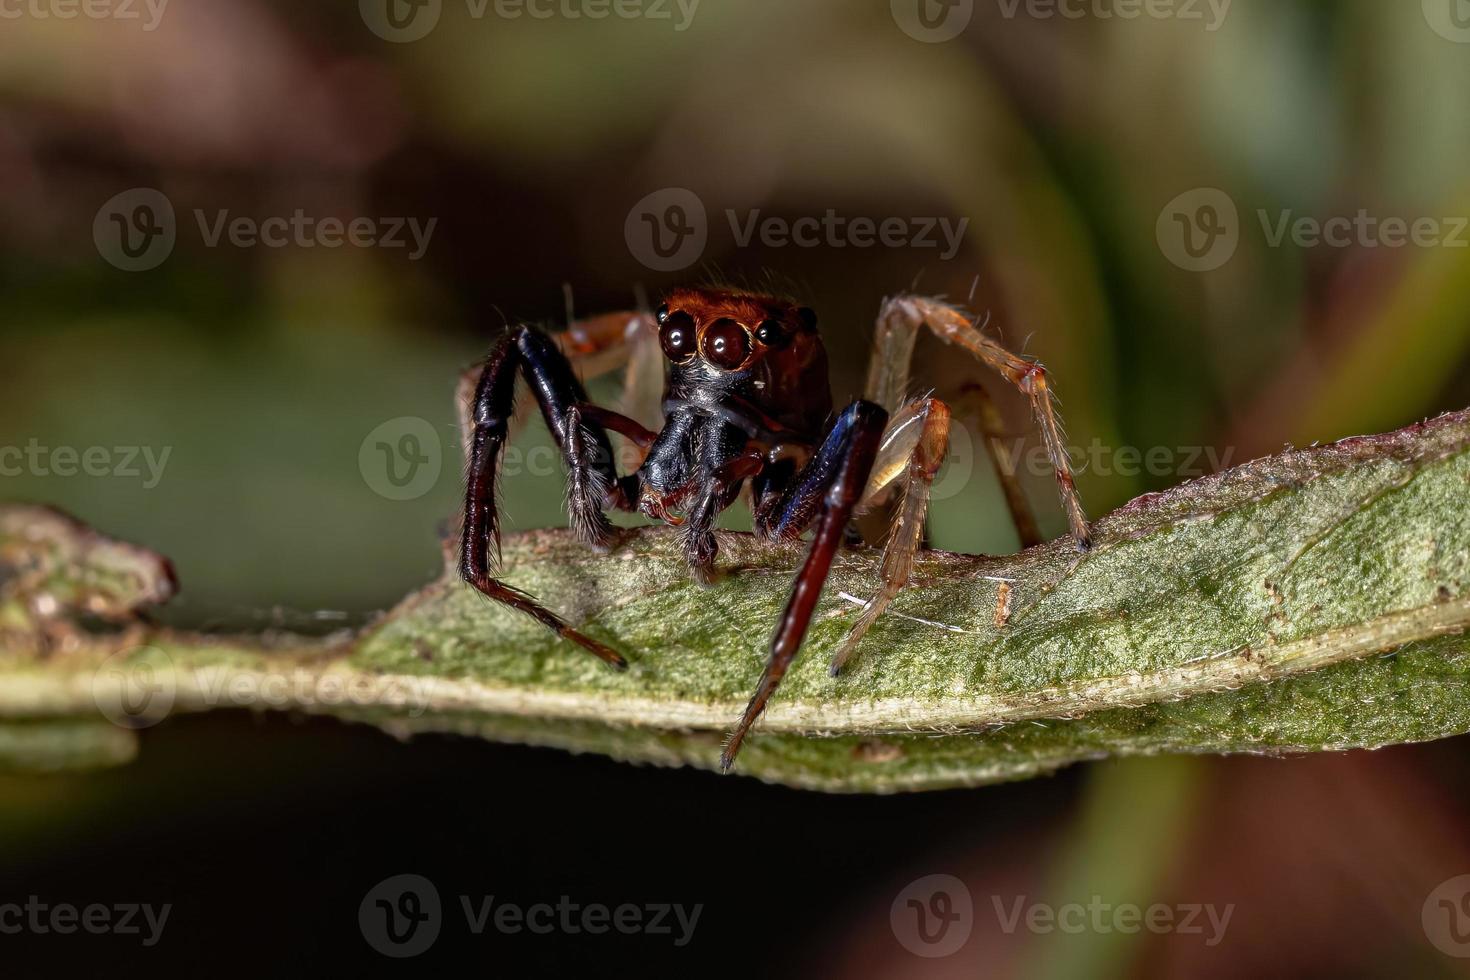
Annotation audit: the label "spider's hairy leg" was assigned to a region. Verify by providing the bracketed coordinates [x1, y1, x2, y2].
[557, 309, 657, 395]
[722, 399, 888, 772]
[868, 295, 1091, 551]
[829, 397, 952, 675]
[456, 309, 656, 455]
[459, 325, 627, 669]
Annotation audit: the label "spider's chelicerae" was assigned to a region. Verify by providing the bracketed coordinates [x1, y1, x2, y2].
[458, 287, 1090, 770]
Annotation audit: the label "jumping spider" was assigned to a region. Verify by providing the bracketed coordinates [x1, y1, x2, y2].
[459, 287, 1090, 770]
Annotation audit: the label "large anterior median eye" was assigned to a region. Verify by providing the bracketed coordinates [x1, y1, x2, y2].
[701, 318, 752, 370]
[659, 311, 697, 362]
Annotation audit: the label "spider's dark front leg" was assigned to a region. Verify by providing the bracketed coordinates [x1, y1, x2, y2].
[460, 325, 630, 669]
[721, 399, 889, 771]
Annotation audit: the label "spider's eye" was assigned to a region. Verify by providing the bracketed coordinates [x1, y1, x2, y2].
[797, 306, 818, 330]
[755, 319, 789, 349]
[658, 311, 697, 362]
[655, 303, 669, 324]
[701, 318, 752, 371]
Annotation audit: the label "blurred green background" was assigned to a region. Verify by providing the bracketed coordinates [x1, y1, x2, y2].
[3, 1, 1470, 977]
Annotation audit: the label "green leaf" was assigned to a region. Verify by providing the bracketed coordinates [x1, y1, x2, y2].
[0, 410, 1467, 791]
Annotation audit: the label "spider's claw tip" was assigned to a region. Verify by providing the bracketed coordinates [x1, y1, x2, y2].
[567, 631, 628, 670]
[1075, 533, 1093, 553]
[719, 731, 744, 772]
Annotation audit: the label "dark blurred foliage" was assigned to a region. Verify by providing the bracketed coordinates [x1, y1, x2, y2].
[2, 1, 1469, 977]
